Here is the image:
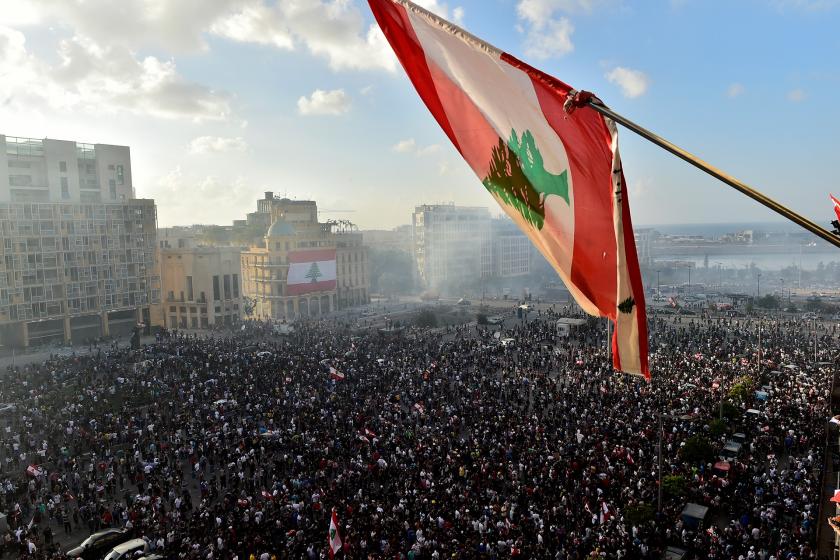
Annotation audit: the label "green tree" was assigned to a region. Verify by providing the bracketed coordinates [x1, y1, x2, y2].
[624, 503, 654, 525]
[708, 418, 728, 438]
[476, 313, 489, 325]
[680, 435, 715, 464]
[756, 294, 779, 309]
[416, 309, 438, 328]
[662, 475, 687, 498]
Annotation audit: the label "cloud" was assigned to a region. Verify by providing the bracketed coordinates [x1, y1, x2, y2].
[726, 82, 745, 98]
[188, 136, 247, 154]
[605, 66, 650, 98]
[297, 89, 351, 116]
[154, 166, 254, 226]
[0, 26, 230, 121]
[523, 17, 574, 59]
[412, 0, 466, 23]
[517, 0, 600, 22]
[9, 0, 398, 73]
[787, 88, 807, 102]
[516, 0, 583, 60]
[392, 138, 441, 156]
[392, 138, 417, 153]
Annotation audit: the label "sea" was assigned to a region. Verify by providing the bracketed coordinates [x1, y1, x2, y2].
[642, 221, 840, 271]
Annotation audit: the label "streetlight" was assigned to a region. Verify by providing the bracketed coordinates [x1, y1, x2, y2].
[756, 271, 761, 298]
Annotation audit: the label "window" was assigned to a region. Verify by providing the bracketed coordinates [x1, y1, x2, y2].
[186, 276, 193, 301]
[223, 275, 231, 300]
[232, 274, 239, 298]
[59, 161, 67, 172]
[109, 179, 116, 199]
[212, 275, 220, 301]
[8, 161, 30, 169]
[60, 177, 69, 199]
[116, 164, 124, 185]
[9, 175, 32, 186]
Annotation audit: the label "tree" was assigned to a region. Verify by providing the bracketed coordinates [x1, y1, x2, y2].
[624, 503, 654, 525]
[708, 418, 728, 438]
[476, 313, 489, 325]
[728, 375, 754, 404]
[662, 475, 687, 498]
[756, 294, 779, 309]
[680, 435, 715, 464]
[198, 225, 230, 246]
[416, 309, 438, 328]
[305, 262, 323, 283]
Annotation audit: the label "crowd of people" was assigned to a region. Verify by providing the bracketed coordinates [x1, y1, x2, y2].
[0, 305, 837, 559]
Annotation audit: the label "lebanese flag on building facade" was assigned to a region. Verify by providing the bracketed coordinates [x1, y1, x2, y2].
[287, 249, 337, 296]
[369, 0, 649, 378]
[328, 509, 342, 558]
[831, 194, 840, 222]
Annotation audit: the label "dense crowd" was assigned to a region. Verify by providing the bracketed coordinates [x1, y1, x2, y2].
[0, 306, 837, 559]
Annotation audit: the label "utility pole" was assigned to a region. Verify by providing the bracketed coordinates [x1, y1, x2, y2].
[757, 271, 761, 298]
[657, 408, 663, 512]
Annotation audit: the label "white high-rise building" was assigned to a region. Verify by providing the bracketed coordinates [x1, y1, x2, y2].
[0, 135, 133, 204]
[412, 204, 492, 291]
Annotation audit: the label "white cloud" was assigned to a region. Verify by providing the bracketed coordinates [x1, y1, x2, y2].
[773, 0, 840, 11]
[392, 138, 417, 153]
[452, 7, 465, 24]
[0, 26, 230, 121]
[726, 82, 745, 98]
[516, 0, 583, 59]
[153, 166, 254, 226]
[413, 0, 466, 23]
[188, 136, 247, 154]
[523, 17, 574, 59]
[392, 138, 441, 156]
[605, 66, 650, 98]
[517, 0, 600, 23]
[297, 89, 351, 116]
[9, 0, 399, 73]
[787, 88, 807, 102]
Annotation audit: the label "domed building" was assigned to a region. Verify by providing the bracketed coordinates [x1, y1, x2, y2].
[240, 197, 369, 320]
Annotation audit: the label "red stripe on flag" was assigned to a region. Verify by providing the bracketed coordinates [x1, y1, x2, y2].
[368, 0, 462, 154]
[288, 249, 336, 263]
[617, 168, 650, 379]
[286, 280, 337, 296]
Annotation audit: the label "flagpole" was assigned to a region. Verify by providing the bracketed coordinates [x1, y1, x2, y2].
[585, 101, 840, 250]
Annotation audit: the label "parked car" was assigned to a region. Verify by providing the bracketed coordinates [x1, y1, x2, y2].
[103, 539, 149, 560]
[66, 529, 132, 560]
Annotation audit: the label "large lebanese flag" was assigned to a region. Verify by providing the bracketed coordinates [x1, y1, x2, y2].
[370, 0, 649, 378]
[831, 194, 840, 222]
[287, 249, 337, 296]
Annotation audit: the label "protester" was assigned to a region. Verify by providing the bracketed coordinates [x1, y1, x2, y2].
[0, 307, 835, 559]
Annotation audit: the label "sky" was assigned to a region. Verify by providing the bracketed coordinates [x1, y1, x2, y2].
[0, 0, 838, 231]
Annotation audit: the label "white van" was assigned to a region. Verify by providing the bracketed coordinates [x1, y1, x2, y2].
[103, 539, 149, 560]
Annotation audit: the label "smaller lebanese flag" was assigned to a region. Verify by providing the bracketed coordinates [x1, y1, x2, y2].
[26, 464, 43, 477]
[831, 194, 840, 222]
[414, 402, 425, 415]
[329, 366, 345, 381]
[831, 489, 840, 503]
[328, 509, 342, 558]
[364, 428, 376, 438]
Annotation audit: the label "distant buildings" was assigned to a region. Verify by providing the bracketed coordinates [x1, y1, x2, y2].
[412, 204, 492, 291]
[0, 134, 159, 349]
[159, 246, 242, 329]
[241, 197, 369, 320]
[362, 225, 413, 255]
[410, 204, 533, 292]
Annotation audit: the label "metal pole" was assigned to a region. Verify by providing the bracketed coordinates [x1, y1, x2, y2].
[586, 101, 840, 250]
[657, 410, 663, 512]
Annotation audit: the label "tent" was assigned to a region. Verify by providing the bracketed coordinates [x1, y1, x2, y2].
[681, 503, 709, 529]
